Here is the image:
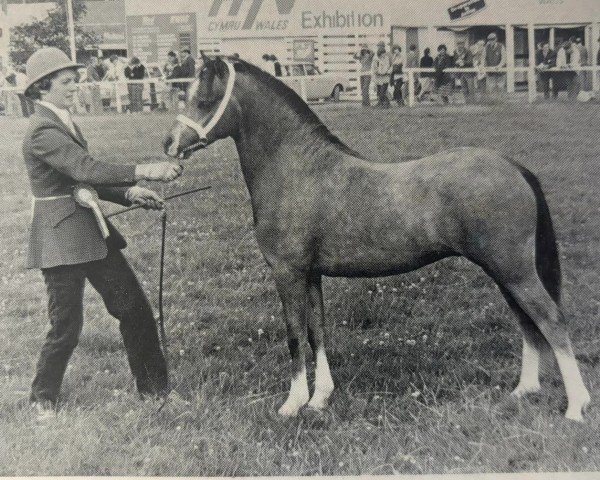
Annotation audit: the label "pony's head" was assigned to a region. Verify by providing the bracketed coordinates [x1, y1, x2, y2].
[164, 53, 240, 159]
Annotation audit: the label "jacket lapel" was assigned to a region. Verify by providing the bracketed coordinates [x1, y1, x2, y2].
[34, 103, 87, 149]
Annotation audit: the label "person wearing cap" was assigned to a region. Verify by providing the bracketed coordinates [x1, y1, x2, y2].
[353, 43, 374, 106]
[453, 41, 474, 103]
[390, 45, 404, 106]
[483, 32, 506, 95]
[371, 41, 392, 107]
[21, 47, 183, 419]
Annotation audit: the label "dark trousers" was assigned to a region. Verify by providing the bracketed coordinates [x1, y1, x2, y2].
[31, 247, 168, 405]
[127, 84, 144, 112]
[376, 83, 390, 106]
[360, 75, 371, 106]
[392, 78, 403, 104]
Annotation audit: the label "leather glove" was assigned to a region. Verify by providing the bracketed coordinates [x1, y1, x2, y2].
[125, 186, 164, 210]
[135, 162, 183, 182]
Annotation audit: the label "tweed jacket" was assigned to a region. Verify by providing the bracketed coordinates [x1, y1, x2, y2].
[23, 103, 137, 269]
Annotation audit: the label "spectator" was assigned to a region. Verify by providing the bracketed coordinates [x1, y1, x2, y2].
[271, 55, 282, 77]
[566, 38, 581, 100]
[402, 44, 419, 101]
[453, 41, 475, 103]
[434, 44, 453, 104]
[472, 39, 487, 93]
[84, 56, 102, 114]
[124, 57, 146, 113]
[483, 32, 506, 95]
[554, 39, 571, 97]
[390, 45, 404, 106]
[103, 55, 129, 112]
[95, 56, 107, 79]
[164, 51, 180, 111]
[353, 44, 374, 106]
[178, 49, 196, 100]
[574, 37, 591, 91]
[371, 41, 392, 107]
[535, 42, 557, 99]
[417, 47, 434, 101]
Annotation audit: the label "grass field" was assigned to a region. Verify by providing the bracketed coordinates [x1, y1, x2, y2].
[1, 102, 600, 475]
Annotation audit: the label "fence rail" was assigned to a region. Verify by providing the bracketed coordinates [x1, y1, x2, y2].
[1, 64, 599, 116]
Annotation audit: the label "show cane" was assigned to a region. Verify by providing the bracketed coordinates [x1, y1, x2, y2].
[73, 185, 111, 239]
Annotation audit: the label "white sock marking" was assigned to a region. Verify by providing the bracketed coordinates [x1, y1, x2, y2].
[278, 366, 309, 417]
[308, 348, 335, 409]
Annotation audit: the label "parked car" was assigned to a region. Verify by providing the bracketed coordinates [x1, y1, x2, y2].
[274, 63, 349, 101]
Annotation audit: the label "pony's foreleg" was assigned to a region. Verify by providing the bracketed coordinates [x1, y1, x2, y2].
[275, 274, 310, 417]
[306, 275, 334, 410]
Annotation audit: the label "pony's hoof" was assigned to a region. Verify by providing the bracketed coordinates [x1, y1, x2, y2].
[565, 393, 591, 423]
[564, 410, 584, 423]
[511, 383, 541, 398]
[307, 396, 328, 411]
[278, 402, 302, 417]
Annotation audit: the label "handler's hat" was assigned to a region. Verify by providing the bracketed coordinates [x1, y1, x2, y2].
[487, 32, 497, 40]
[24, 47, 83, 95]
[377, 41, 386, 47]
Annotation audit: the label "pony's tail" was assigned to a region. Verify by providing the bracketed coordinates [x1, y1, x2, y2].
[510, 160, 562, 304]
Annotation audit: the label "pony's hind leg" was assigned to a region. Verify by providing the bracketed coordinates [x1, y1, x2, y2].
[498, 285, 548, 397]
[501, 276, 590, 421]
[274, 273, 310, 417]
[306, 275, 334, 410]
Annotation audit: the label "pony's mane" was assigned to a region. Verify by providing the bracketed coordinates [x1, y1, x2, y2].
[230, 57, 364, 159]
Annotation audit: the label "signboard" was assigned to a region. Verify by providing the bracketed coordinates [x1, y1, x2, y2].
[81, 24, 127, 48]
[126, 13, 197, 64]
[292, 39, 314, 62]
[448, 0, 486, 21]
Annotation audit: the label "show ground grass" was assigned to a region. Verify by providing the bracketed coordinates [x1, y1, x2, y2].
[1, 101, 600, 476]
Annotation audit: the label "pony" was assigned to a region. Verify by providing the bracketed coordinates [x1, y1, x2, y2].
[163, 55, 590, 421]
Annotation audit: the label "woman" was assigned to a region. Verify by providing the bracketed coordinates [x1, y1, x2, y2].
[103, 54, 129, 111]
[163, 51, 180, 111]
[124, 57, 146, 112]
[390, 45, 404, 106]
[434, 44, 453, 104]
[21, 47, 183, 420]
[417, 47, 434, 101]
[371, 41, 392, 107]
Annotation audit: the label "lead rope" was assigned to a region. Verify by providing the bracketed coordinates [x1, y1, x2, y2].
[105, 185, 211, 413]
[156, 208, 169, 413]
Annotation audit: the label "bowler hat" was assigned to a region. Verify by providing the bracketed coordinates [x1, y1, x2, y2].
[377, 41, 386, 47]
[24, 47, 83, 95]
[487, 32, 497, 40]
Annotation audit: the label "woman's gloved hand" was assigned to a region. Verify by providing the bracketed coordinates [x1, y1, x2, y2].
[125, 186, 165, 210]
[135, 162, 183, 182]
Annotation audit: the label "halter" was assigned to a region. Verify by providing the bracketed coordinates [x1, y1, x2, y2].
[176, 59, 236, 153]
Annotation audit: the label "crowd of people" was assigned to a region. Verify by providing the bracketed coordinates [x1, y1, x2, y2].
[79, 49, 197, 114]
[2, 35, 600, 116]
[1, 48, 199, 116]
[535, 36, 595, 100]
[354, 33, 510, 107]
[353, 33, 600, 107]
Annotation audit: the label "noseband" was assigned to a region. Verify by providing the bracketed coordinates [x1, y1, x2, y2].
[176, 59, 236, 153]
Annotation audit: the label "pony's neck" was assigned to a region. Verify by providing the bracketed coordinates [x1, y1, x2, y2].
[230, 65, 361, 190]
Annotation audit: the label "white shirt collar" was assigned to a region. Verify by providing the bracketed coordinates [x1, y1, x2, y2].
[37, 100, 76, 134]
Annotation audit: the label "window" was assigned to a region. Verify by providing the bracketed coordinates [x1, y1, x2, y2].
[290, 64, 304, 76]
[305, 64, 318, 76]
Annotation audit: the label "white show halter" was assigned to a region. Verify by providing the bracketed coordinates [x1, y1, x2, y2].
[175, 58, 236, 153]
